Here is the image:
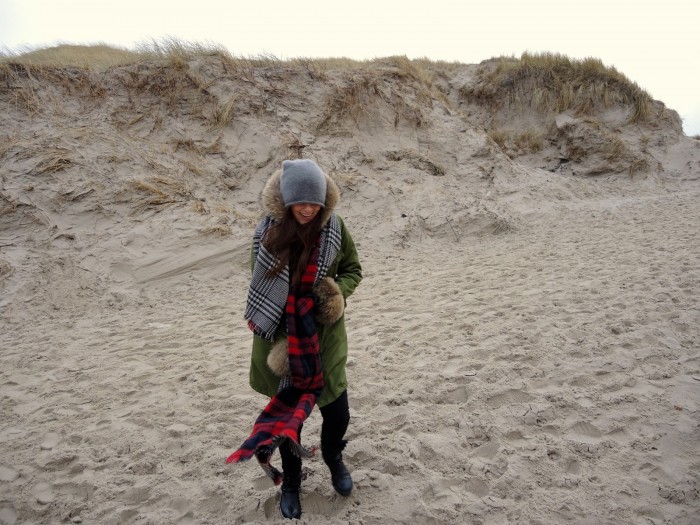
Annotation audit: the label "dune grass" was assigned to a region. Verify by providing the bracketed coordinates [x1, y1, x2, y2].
[0, 40, 341, 71]
[0, 39, 234, 70]
[1, 40, 444, 79]
[0, 43, 142, 70]
[1, 42, 670, 171]
[463, 52, 652, 122]
[1, 41, 445, 131]
[487, 128, 544, 156]
[130, 175, 193, 213]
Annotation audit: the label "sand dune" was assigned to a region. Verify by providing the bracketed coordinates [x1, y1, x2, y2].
[1, 54, 699, 524]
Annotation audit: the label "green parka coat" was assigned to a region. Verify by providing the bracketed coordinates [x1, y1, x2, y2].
[248, 169, 362, 407]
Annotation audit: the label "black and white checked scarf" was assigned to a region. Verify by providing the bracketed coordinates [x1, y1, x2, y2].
[244, 213, 342, 342]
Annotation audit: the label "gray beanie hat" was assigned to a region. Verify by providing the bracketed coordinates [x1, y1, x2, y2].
[279, 159, 327, 207]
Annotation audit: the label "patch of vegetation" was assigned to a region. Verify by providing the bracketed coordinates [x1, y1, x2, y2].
[1, 43, 143, 70]
[487, 129, 508, 149]
[316, 73, 383, 130]
[211, 97, 236, 129]
[462, 52, 652, 123]
[34, 148, 75, 174]
[316, 60, 439, 132]
[0, 61, 106, 115]
[130, 176, 193, 212]
[487, 128, 543, 156]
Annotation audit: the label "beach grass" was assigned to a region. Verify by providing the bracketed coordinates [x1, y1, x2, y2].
[462, 52, 652, 123]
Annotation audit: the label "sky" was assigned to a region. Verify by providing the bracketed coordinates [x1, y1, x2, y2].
[1, 0, 698, 135]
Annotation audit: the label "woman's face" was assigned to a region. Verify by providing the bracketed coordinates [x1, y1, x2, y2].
[291, 203, 321, 225]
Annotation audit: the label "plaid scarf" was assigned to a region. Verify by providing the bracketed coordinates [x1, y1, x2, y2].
[226, 231, 329, 481]
[244, 213, 341, 342]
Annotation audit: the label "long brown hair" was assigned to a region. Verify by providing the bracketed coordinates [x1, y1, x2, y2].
[263, 208, 324, 287]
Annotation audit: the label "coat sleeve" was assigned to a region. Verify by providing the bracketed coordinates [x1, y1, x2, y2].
[334, 217, 363, 299]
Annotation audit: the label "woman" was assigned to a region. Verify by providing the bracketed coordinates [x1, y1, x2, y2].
[227, 159, 363, 519]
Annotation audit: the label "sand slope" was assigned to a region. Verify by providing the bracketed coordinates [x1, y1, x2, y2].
[1, 56, 699, 524]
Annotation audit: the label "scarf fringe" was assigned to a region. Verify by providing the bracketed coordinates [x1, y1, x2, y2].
[226, 435, 318, 486]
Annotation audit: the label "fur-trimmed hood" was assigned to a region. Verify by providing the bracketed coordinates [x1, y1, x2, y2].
[261, 165, 341, 225]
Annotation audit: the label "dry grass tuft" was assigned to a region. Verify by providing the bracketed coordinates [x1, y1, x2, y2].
[0, 63, 42, 113]
[173, 138, 202, 154]
[211, 97, 236, 129]
[373, 55, 435, 85]
[514, 130, 544, 153]
[181, 159, 204, 177]
[172, 137, 222, 156]
[34, 148, 75, 174]
[116, 62, 210, 112]
[191, 200, 208, 214]
[200, 224, 231, 236]
[462, 52, 652, 123]
[487, 128, 544, 156]
[130, 176, 192, 212]
[628, 158, 649, 178]
[1, 44, 142, 70]
[604, 136, 627, 161]
[134, 38, 232, 63]
[317, 73, 382, 130]
[0, 61, 106, 116]
[487, 129, 508, 149]
[316, 64, 434, 132]
[385, 149, 445, 176]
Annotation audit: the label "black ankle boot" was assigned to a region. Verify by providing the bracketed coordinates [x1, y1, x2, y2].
[280, 474, 302, 519]
[327, 454, 353, 496]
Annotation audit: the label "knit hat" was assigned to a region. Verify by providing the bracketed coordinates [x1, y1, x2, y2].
[279, 159, 327, 207]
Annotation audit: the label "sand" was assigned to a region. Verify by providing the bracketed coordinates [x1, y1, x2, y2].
[1, 56, 699, 524]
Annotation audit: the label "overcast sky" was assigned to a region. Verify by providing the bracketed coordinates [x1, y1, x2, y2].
[2, 0, 698, 135]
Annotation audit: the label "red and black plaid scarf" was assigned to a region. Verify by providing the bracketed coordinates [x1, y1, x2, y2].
[226, 238, 325, 481]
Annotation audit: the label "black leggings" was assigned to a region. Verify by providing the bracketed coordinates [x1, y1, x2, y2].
[280, 390, 350, 478]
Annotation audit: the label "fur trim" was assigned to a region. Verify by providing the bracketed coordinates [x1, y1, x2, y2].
[314, 277, 344, 326]
[261, 166, 340, 225]
[267, 339, 289, 377]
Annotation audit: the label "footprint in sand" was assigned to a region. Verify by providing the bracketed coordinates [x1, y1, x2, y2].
[569, 421, 602, 439]
[252, 475, 277, 490]
[0, 506, 18, 525]
[301, 492, 347, 516]
[486, 389, 534, 408]
[262, 494, 278, 519]
[40, 432, 61, 450]
[262, 491, 345, 519]
[31, 482, 54, 504]
[422, 478, 463, 506]
[438, 385, 469, 404]
[471, 440, 499, 458]
[465, 477, 490, 497]
[564, 458, 581, 475]
[0, 465, 19, 482]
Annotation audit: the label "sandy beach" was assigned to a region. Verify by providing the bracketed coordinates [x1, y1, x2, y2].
[1, 53, 699, 524]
